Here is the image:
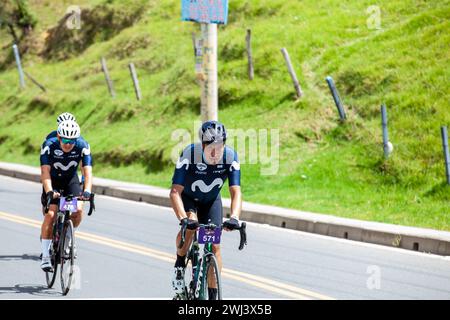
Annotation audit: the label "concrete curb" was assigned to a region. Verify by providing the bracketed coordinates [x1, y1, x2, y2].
[1, 161, 449, 256]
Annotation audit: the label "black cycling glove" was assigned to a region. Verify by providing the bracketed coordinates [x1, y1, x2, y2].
[223, 217, 240, 230]
[46, 191, 54, 203]
[82, 190, 91, 200]
[180, 218, 199, 230]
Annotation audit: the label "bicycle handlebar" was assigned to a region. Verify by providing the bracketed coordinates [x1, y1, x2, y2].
[178, 221, 247, 251]
[44, 193, 96, 216]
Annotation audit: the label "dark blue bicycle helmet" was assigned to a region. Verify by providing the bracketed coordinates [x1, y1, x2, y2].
[198, 121, 227, 144]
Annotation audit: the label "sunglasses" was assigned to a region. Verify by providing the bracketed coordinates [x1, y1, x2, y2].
[61, 138, 76, 145]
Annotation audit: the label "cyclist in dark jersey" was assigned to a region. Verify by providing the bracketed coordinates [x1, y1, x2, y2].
[170, 121, 242, 300]
[39, 119, 93, 271]
[45, 112, 86, 188]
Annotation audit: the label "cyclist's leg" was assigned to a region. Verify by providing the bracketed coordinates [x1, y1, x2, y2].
[40, 185, 59, 268]
[40, 182, 60, 241]
[173, 194, 200, 295]
[67, 174, 83, 228]
[41, 202, 58, 240]
[176, 194, 199, 257]
[199, 196, 223, 293]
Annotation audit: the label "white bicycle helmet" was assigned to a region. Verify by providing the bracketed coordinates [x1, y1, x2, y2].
[57, 120, 80, 139]
[57, 112, 76, 125]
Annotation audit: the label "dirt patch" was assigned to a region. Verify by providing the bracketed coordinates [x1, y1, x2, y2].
[0, 135, 10, 145]
[96, 148, 169, 173]
[22, 137, 40, 155]
[27, 95, 54, 113]
[72, 65, 102, 81]
[107, 105, 136, 123]
[108, 35, 152, 60]
[228, 2, 283, 23]
[41, 3, 146, 61]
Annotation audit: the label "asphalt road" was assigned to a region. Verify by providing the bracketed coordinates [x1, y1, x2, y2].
[0, 175, 449, 299]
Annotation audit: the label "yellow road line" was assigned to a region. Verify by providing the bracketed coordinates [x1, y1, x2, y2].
[0, 211, 335, 300]
[223, 268, 334, 300]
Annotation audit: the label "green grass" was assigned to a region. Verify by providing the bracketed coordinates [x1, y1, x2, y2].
[0, 0, 449, 230]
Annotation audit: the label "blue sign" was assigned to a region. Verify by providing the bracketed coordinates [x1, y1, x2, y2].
[181, 0, 229, 25]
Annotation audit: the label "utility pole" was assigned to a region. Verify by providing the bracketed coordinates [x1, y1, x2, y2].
[182, 0, 229, 123]
[200, 23, 218, 122]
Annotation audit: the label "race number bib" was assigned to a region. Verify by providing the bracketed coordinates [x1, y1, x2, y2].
[59, 197, 78, 213]
[198, 227, 222, 244]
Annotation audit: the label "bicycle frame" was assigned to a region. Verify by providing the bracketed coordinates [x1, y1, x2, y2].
[50, 197, 77, 262]
[44, 193, 95, 294]
[176, 221, 247, 300]
[188, 230, 217, 300]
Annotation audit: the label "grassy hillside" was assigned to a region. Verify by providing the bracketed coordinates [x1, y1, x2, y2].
[0, 0, 449, 230]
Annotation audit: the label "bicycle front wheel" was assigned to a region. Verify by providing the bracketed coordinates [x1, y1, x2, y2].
[60, 220, 74, 295]
[202, 254, 222, 300]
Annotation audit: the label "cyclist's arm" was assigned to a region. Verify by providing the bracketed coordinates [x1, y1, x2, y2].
[80, 140, 93, 193]
[229, 185, 242, 220]
[41, 165, 53, 193]
[81, 165, 92, 192]
[170, 184, 187, 221]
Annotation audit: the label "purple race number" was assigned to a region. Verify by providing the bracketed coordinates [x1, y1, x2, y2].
[198, 227, 222, 244]
[59, 197, 78, 213]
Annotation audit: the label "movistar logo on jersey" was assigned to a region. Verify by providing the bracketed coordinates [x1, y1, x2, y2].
[53, 161, 78, 171]
[176, 158, 190, 170]
[196, 163, 207, 171]
[230, 161, 240, 172]
[40, 146, 50, 155]
[54, 149, 63, 156]
[191, 178, 223, 193]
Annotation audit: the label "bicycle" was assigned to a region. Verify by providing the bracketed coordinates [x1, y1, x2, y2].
[174, 221, 247, 300]
[43, 192, 95, 295]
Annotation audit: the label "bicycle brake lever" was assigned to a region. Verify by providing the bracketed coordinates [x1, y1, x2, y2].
[88, 194, 95, 216]
[238, 222, 247, 251]
[179, 222, 188, 249]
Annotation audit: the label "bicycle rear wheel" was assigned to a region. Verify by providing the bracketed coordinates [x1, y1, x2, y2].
[60, 220, 74, 295]
[202, 254, 222, 300]
[45, 242, 58, 288]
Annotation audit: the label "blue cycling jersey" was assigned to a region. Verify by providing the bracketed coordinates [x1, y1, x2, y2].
[172, 143, 241, 203]
[45, 130, 57, 140]
[40, 136, 92, 179]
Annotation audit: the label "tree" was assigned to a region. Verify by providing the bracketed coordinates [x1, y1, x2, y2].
[0, 0, 37, 43]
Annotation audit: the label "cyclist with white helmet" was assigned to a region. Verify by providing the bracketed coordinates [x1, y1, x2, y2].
[44, 112, 87, 188]
[39, 119, 93, 271]
[45, 112, 77, 140]
[170, 120, 242, 300]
